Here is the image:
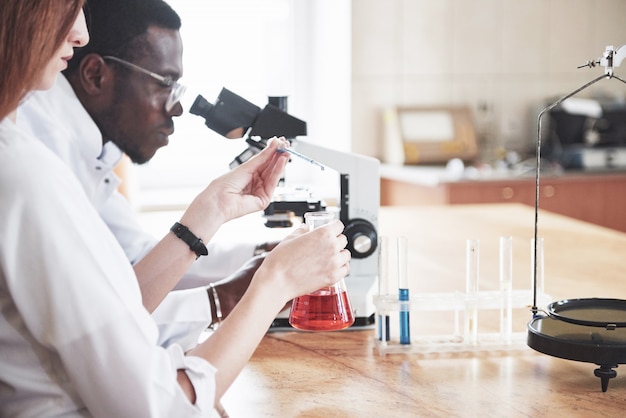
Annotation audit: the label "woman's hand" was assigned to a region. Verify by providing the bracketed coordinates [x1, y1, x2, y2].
[180, 137, 290, 238]
[187, 218, 350, 401]
[251, 219, 351, 306]
[210, 136, 290, 220]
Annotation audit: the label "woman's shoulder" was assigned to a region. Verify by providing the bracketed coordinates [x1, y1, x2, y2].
[0, 117, 86, 199]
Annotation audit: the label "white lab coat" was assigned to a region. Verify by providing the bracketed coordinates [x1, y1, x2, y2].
[16, 75, 258, 348]
[0, 117, 215, 416]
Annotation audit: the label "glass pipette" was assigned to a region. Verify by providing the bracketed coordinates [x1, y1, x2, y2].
[277, 147, 326, 171]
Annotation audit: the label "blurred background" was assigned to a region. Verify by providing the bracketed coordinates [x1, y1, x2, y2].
[131, 0, 626, 212]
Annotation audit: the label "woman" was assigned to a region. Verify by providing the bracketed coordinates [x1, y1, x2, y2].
[0, 1, 350, 416]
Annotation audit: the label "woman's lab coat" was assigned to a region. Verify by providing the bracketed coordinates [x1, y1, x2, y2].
[0, 117, 216, 416]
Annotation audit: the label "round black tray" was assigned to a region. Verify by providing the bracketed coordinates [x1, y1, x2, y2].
[528, 304, 626, 392]
[528, 315, 626, 364]
[546, 298, 626, 328]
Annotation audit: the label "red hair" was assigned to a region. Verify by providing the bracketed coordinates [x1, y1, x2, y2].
[0, 0, 85, 119]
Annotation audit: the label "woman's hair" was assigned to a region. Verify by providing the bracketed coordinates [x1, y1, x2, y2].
[0, 0, 85, 119]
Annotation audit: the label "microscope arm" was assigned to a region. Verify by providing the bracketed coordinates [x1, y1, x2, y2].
[292, 140, 379, 223]
[292, 140, 380, 269]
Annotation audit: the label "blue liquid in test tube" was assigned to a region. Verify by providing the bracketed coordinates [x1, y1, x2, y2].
[399, 288, 410, 344]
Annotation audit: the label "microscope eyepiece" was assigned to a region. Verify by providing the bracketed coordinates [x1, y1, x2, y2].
[188, 89, 261, 138]
[188, 87, 307, 165]
[189, 95, 213, 119]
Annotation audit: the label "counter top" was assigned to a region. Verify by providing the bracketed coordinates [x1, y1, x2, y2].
[220, 204, 626, 417]
[380, 162, 626, 186]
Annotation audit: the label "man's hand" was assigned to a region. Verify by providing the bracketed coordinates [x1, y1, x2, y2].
[209, 255, 266, 325]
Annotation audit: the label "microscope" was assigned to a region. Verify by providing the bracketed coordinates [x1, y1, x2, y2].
[190, 88, 380, 327]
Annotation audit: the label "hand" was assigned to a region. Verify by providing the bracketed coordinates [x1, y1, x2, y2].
[180, 137, 291, 237]
[186, 221, 349, 401]
[252, 219, 351, 305]
[212, 136, 290, 221]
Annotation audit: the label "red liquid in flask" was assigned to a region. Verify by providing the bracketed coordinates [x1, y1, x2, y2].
[289, 287, 354, 331]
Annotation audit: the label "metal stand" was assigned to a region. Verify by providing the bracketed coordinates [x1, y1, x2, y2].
[527, 44, 626, 392]
[595, 365, 618, 392]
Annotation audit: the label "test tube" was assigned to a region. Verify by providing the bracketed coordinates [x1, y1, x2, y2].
[397, 236, 410, 345]
[499, 236, 513, 343]
[465, 239, 479, 345]
[377, 236, 391, 342]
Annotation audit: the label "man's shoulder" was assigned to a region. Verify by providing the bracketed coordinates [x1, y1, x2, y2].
[17, 75, 103, 163]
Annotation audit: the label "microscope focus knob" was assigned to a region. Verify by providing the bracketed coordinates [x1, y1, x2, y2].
[343, 218, 377, 259]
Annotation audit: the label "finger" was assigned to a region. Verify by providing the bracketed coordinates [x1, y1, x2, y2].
[267, 136, 288, 149]
[275, 223, 307, 246]
[258, 137, 290, 179]
[338, 234, 349, 251]
[261, 137, 288, 160]
[244, 137, 290, 171]
[287, 222, 308, 239]
[328, 219, 346, 236]
[340, 247, 352, 263]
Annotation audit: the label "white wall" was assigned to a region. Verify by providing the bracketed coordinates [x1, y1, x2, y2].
[351, 0, 626, 163]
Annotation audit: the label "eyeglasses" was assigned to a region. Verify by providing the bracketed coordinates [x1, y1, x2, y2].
[102, 55, 186, 112]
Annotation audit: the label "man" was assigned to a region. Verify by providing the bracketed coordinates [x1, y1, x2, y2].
[17, 0, 277, 347]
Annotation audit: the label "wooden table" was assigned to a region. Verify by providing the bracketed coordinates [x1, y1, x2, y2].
[220, 204, 626, 417]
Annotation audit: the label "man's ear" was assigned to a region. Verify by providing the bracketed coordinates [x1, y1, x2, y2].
[77, 54, 112, 95]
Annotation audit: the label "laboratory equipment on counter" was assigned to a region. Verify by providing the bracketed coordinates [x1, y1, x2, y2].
[499, 236, 513, 344]
[539, 96, 626, 170]
[289, 211, 355, 331]
[280, 139, 379, 328]
[373, 236, 552, 355]
[397, 237, 410, 345]
[189, 88, 306, 145]
[189, 88, 380, 329]
[376, 236, 410, 344]
[277, 147, 326, 171]
[382, 105, 478, 165]
[528, 44, 626, 392]
[190, 88, 324, 227]
[377, 237, 392, 342]
[465, 239, 480, 345]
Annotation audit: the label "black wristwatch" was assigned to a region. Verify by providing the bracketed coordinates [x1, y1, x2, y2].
[170, 222, 208, 259]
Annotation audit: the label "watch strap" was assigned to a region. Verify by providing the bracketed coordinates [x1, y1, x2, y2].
[170, 222, 208, 259]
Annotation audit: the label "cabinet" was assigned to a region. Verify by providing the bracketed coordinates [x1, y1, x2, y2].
[380, 167, 626, 232]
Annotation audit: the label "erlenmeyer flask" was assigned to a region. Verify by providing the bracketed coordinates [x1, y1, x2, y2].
[289, 211, 355, 331]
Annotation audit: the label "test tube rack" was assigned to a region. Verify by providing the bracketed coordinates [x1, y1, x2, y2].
[373, 236, 551, 355]
[372, 289, 552, 355]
